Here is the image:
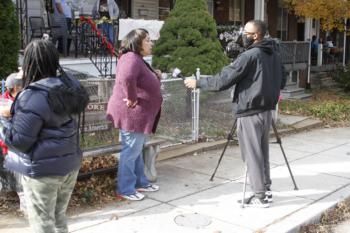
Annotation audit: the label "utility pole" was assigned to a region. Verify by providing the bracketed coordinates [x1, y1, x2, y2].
[343, 18, 347, 68]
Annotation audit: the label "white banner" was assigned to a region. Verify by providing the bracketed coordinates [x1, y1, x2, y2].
[118, 19, 164, 41]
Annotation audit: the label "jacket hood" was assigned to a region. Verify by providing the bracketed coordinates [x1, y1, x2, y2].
[248, 39, 276, 55]
[29, 75, 89, 115]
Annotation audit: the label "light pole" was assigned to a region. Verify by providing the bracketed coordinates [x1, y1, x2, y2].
[343, 18, 347, 68]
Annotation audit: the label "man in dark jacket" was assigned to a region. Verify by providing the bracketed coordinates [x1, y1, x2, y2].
[185, 20, 286, 208]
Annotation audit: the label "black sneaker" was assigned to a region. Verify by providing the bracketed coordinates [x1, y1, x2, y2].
[238, 195, 270, 208]
[265, 189, 273, 203]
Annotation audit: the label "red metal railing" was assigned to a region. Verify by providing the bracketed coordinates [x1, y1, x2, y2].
[79, 15, 116, 56]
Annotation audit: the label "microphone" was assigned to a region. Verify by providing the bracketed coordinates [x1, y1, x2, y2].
[42, 33, 50, 41]
[171, 68, 185, 80]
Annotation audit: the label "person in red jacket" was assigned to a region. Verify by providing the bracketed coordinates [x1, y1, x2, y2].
[0, 72, 23, 154]
[0, 71, 24, 211]
[3, 72, 23, 100]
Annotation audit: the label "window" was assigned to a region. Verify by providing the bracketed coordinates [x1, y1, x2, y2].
[229, 0, 242, 24]
[277, 2, 288, 40]
[159, 0, 171, 20]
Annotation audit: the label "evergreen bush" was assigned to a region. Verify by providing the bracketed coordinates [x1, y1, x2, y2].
[0, 0, 20, 80]
[152, 0, 229, 76]
[332, 66, 350, 92]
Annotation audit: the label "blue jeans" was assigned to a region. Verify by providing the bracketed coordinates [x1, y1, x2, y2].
[117, 130, 150, 195]
[98, 22, 115, 45]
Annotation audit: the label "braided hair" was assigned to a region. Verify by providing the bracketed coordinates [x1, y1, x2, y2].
[22, 39, 59, 88]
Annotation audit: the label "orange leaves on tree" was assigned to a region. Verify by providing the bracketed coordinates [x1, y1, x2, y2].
[284, 0, 350, 31]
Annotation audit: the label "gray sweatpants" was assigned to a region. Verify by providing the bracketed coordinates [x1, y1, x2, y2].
[22, 170, 79, 233]
[237, 111, 272, 198]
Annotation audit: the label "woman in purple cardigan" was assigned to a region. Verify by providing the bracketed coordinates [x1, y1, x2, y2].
[107, 29, 163, 201]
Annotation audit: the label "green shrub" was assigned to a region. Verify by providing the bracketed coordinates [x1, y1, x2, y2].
[0, 0, 20, 80]
[308, 102, 350, 121]
[279, 89, 350, 124]
[332, 66, 350, 92]
[152, 0, 229, 76]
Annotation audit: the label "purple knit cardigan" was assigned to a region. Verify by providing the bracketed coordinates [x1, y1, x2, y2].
[106, 52, 163, 134]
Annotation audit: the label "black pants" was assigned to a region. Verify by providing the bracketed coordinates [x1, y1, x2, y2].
[57, 18, 72, 55]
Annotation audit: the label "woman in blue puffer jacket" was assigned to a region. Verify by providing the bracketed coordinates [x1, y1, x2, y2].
[0, 39, 89, 233]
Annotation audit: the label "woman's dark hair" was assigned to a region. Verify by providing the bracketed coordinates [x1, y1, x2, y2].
[22, 39, 59, 88]
[118, 28, 149, 58]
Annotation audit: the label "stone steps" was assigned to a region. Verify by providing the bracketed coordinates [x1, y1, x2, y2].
[281, 85, 312, 100]
[310, 71, 338, 88]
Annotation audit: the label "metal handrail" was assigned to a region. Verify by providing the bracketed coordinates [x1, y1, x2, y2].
[79, 16, 116, 77]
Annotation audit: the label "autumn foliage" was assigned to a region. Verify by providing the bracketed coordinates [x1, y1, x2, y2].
[284, 0, 350, 31]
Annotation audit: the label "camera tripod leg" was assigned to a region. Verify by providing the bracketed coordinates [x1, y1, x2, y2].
[271, 120, 298, 190]
[209, 119, 237, 181]
[240, 166, 248, 208]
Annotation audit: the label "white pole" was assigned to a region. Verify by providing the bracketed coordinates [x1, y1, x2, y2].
[254, 0, 264, 20]
[307, 40, 312, 89]
[195, 68, 200, 141]
[317, 43, 323, 66]
[191, 68, 200, 142]
[304, 18, 313, 41]
[343, 18, 347, 68]
[191, 82, 196, 141]
[261, 0, 265, 21]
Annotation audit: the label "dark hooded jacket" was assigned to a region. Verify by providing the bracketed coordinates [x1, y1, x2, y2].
[197, 39, 286, 117]
[2, 76, 88, 177]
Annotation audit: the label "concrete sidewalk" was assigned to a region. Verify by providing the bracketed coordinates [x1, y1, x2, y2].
[1, 126, 350, 233]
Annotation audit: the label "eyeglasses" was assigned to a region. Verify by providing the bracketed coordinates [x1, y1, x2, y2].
[243, 31, 257, 35]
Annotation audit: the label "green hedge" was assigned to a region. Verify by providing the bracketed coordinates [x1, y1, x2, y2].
[152, 0, 229, 76]
[332, 66, 350, 92]
[0, 0, 20, 80]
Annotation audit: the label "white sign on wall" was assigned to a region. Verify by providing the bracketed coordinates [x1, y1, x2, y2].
[118, 19, 164, 41]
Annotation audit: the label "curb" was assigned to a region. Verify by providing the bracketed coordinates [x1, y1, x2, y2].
[263, 183, 350, 233]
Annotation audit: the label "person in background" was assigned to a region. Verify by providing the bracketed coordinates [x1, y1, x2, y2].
[107, 28, 162, 201]
[0, 71, 23, 156]
[311, 35, 318, 59]
[0, 39, 89, 233]
[0, 71, 25, 213]
[3, 71, 23, 101]
[185, 20, 286, 208]
[92, 0, 119, 44]
[53, 0, 72, 55]
[326, 35, 334, 48]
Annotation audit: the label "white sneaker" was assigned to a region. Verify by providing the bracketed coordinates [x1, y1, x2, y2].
[136, 184, 159, 192]
[238, 195, 270, 208]
[265, 190, 273, 203]
[117, 191, 145, 201]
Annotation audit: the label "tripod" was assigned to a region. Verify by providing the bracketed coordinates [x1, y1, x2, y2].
[209, 116, 299, 207]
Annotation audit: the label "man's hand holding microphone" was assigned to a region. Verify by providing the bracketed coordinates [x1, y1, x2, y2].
[184, 78, 197, 89]
[172, 68, 197, 89]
